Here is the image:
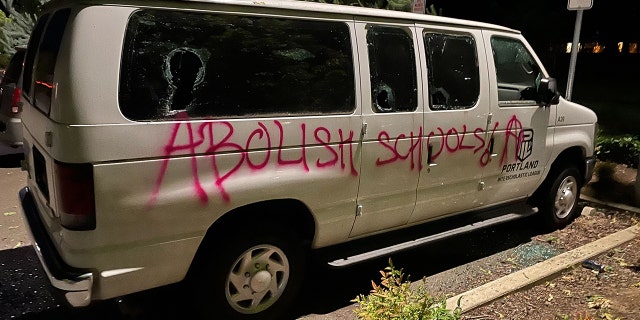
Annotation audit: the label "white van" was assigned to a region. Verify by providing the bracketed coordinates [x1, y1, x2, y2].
[18, 0, 597, 318]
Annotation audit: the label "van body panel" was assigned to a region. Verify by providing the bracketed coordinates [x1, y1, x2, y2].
[550, 125, 595, 159]
[52, 6, 132, 124]
[412, 25, 490, 222]
[555, 97, 598, 130]
[18, 0, 597, 313]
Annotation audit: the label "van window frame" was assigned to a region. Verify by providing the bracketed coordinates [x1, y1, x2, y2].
[26, 9, 71, 116]
[365, 24, 418, 113]
[490, 36, 542, 107]
[423, 31, 480, 111]
[22, 13, 49, 106]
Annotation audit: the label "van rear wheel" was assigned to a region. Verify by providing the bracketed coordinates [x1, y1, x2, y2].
[194, 224, 305, 320]
[539, 166, 582, 229]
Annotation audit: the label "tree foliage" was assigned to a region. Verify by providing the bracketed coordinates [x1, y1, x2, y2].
[0, 0, 48, 56]
[307, 0, 440, 14]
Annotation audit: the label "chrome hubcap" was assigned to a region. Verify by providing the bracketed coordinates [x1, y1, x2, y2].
[225, 245, 289, 314]
[554, 176, 577, 219]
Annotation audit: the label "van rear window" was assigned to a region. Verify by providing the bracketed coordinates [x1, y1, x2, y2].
[22, 13, 48, 105]
[24, 9, 71, 115]
[119, 10, 355, 121]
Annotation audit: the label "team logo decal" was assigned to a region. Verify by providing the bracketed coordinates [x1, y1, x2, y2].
[517, 129, 534, 162]
[498, 129, 540, 182]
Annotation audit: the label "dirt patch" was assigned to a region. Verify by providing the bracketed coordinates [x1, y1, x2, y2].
[461, 161, 640, 320]
[582, 161, 639, 208]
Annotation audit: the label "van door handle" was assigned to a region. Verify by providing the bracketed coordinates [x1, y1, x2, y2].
[427, 144, 437, 167]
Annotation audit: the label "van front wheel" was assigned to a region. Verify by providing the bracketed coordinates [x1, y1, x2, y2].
[540, 167, 582, 229]
[194, 225, 305, 320]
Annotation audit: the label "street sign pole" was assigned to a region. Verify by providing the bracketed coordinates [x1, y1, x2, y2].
[566, 0, 593, 101]
[565, 10, 583, 101]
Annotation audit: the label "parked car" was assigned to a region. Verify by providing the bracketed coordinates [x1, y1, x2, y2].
[0, 46, 27, 148]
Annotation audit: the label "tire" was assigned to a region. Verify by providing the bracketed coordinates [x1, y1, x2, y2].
[539, 166, 582, 229]
[193, 224, 306, 320]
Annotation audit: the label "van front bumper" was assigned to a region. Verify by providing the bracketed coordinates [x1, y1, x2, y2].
[19, 187, 94, 307]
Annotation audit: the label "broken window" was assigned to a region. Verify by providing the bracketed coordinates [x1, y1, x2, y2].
[424, 32, 479, 111]
[366, 25, 417, 113]
[491, 37, 542, 104]
[119, 10, 355, 121]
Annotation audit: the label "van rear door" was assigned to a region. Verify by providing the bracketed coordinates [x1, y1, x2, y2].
[21, 9, 72, 224]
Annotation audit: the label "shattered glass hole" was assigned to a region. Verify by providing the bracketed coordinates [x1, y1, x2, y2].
[161, 47, 208, 116]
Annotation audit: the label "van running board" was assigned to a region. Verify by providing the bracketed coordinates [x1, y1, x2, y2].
[328, 205, 538, 267]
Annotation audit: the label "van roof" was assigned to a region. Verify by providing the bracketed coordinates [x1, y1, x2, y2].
[42, 0, 520, 34]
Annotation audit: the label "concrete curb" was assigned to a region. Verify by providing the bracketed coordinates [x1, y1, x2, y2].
[444, 209, 640, 313]
[580, 194, 640, 214]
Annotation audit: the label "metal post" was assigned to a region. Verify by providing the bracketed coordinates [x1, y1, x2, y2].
[566, 10, 584, 101]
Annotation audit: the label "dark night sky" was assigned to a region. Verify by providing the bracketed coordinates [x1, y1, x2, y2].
[431, 0, 639, 47]
[428, 0, 640, 127]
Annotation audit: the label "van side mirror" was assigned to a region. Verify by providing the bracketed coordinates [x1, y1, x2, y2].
[537, 77, 560, 107]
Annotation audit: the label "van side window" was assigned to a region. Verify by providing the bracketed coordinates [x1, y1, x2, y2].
[366, 25, 417, 113]
[22, 14, 49, 105]
[22, 10, 70, 115]
[491, 37, 541, 105]
[32, 9, 71, 115]
[119, 10, 355, 121]
[424, 32, 479, 111]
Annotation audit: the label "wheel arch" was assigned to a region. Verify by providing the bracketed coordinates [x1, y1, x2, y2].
[549, 146, 587, 181]
[531, 146, 586, 203]
[187, 199, 316, 275]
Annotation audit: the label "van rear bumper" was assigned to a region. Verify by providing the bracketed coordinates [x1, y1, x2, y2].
[0, 114, 23, 148]
[19, 187, 94, 307]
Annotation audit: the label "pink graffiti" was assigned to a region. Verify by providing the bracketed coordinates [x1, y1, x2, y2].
[500, 115, 525, 166]
[375, 116, 524, 168]
[149, 120, 357, 205]
[377, 123, 498, 168]
[150, 115, 528, 205]
[376, 127, 423, 171]
[427, 124, 492, 166]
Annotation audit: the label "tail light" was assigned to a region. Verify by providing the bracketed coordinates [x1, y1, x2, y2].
[11, 87, 22, 115]
[54, 161, 96, 230]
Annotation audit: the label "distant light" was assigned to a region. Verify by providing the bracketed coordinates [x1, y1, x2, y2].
[592, 43, 604, 53]
[630, 43, 638, 54]
[618, 42, 624, 53]
[566, 42, 585, 53]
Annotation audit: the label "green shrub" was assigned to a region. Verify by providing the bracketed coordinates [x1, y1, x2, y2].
[352, 259, 460, 320]
[595, 135, 640, 168]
